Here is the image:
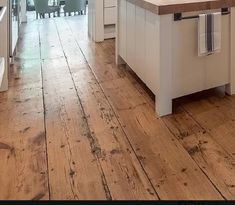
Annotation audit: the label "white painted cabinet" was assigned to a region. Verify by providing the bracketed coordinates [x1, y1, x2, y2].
[117, 0, 235, 116]
[104, 0, 116, 8]
[0, 2, 8, 92]
[144, 11, 159, 94]
[104, 7, 116, 25]
[124, 1, 161, 94]
[135, 6, 146, 83]
[118, 0, 127, 61]
[171, 13, 230, 98]
[126, 2, 135, 70]
[88, 0, 117, 42]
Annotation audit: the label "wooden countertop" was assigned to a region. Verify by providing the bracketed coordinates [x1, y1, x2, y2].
[127, 0, 235, 15]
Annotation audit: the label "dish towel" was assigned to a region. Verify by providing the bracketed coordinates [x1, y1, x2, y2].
[198, 12, 222, 56]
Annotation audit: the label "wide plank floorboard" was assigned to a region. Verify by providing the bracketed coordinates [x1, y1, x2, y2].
[0, 59, 49, 199]
[0, 14, 234, 200]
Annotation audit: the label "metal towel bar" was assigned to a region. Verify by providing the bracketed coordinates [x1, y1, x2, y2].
[174, 8, 230, 21]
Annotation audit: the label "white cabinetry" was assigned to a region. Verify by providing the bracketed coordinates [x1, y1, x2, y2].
[88, 0, 117, 42]
[0, 2, 8, 92]
[117, 0, 235, 116]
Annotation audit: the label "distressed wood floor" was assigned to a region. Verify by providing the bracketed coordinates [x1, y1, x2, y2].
[0, 14, 235, 200]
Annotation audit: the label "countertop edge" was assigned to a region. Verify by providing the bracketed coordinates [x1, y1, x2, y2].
[126, 0, 235, 15]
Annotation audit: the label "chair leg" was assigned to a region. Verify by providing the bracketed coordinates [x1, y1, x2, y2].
[49, 13, 51, 18]
[36, 12, 38, 19]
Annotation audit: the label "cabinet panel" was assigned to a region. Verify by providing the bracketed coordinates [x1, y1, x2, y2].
[126, 1, 136, 69]
[119, 0, 127, 61]
[172, 10, 231, 98]
[172, 12, 205, 98]
[145, 11, 159, 93]
[104, 0, 116, 8]
[104, 7, 117, 25]
[135, 6, 146, 83]
[205, 15, 230, 89]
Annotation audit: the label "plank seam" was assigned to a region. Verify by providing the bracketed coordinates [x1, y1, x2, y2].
[38, 21, 52, 200]
[53, 18, 112, 200]
[64, 17, 161, 200]
[163, 105, 227, 200]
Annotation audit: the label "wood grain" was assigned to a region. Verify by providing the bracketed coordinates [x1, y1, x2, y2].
[39, 19, 108, 200]
[163, 103, 235, 199]
[55, 17, 158, 200]
[0, 59, 49, 200]
[0, 14, 234, 200]
[65, 17, 224, 200]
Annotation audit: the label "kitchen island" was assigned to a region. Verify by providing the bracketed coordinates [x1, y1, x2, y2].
[116, 0, 235, 116]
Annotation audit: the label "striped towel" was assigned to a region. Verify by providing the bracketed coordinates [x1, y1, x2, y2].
[198, 12, 222, 56]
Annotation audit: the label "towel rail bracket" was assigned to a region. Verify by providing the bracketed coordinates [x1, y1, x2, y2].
[174, 8, 230, 21]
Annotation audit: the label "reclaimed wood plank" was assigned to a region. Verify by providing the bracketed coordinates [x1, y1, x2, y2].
[39, 30, 108, 199]
[55, 18, 158, 200]
[163, 104, 235, 199]
[0, 59, 49, 200]
[66, 16, 223, 200]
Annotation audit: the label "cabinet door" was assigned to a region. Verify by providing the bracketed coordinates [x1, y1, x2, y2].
[126, 1, 136, 69]
[205, 16, 230, 89]
[172, 15, 205, 98]
[135, 6, 146, 82]
[145, 11, 159, 93]
[119, 0, 127, 61]
[104, 7, 117, 25]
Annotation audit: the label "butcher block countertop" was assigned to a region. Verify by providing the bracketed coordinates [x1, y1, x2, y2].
[127, 0, 235, 15]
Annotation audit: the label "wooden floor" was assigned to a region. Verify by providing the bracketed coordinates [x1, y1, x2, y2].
[0, 14, 235, 200]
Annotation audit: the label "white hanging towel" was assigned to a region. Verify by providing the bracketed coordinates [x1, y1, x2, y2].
[198, 12, 222, 56]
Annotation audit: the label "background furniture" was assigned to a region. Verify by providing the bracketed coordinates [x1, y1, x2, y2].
[64, 0, 86, 16]
[58, 0, 65, 6]
[33, 0, 60, 19]
[88, 0, 117, 42]
[0, 2, 8, 92]
[10, 0, 20, 57]
[26, 0, 35, 11]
